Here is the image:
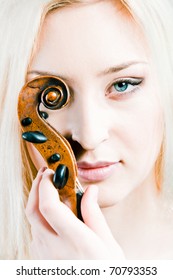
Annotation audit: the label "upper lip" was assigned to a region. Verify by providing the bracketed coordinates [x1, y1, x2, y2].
[77, 161, 119, 169]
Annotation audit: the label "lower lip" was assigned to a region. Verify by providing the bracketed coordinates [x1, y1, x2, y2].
[77, 163, 120, 182]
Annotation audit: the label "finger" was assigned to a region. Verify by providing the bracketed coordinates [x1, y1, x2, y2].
[26, 167, 56, 236]
[38, 168, 84, 236]
[25, 167, 46, 220]
[81, 185, 122, 249]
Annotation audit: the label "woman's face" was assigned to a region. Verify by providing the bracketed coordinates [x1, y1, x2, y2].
[27, 1, 164, 207]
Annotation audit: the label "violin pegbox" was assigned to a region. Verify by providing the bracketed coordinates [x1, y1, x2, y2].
[18, 75, 83, 218]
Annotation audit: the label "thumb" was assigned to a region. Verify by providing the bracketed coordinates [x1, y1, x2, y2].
[81, 185, 125, 258]
[81, 185, 114, 241]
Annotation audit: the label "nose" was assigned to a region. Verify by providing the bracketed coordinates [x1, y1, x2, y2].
[67, 97, 109, 150]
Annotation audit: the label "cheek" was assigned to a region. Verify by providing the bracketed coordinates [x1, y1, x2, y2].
[39, 103, 66, 129]
[123, 100, 164, 169]
[97, 102, 164, 207]
[39, 109, 68, 135]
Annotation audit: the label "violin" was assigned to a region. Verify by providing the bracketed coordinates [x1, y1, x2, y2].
[18, 76, 83, 219]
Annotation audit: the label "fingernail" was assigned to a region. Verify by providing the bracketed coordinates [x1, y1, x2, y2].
[38, 166, 47, 174]
[42, 168, 54, 178]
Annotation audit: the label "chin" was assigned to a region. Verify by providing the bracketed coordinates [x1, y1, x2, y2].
[97, 182, 137, 209]
[97, 193, 125, 208]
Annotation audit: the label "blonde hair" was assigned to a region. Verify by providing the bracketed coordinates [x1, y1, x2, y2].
[0, 0, 172, 259]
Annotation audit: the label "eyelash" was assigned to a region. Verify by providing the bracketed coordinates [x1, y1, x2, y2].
[107, 78, 143, 99]
[40, 76, 144, 112]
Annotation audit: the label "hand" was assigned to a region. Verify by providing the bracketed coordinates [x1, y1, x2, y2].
[26, 167, 125, 259]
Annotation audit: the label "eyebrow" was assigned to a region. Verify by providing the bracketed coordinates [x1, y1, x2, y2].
[97, 61, 148, 76]
[27, 61, 148, 80]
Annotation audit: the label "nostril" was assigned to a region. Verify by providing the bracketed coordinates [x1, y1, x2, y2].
[66, 136, 85, 158]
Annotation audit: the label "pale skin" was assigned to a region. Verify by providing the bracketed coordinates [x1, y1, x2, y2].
[26, 1, 173, 259]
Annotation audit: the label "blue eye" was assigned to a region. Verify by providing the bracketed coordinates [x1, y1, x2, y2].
[114, 82, 128, 92]
[110, 78, 143, 94]
[107, 78, 143, 100]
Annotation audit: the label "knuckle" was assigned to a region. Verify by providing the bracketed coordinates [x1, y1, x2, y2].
[39, 200, 55, 216]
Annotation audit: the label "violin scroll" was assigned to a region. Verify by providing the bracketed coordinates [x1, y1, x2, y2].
[18, 75, 83, 217]
[41, 79, 70, 110]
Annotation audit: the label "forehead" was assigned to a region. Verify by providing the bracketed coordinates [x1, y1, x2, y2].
[31, 1, 149, 77]
[42, 1, 142, 47]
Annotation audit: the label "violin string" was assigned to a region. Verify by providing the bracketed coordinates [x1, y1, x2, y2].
[76, 177, 84, 194]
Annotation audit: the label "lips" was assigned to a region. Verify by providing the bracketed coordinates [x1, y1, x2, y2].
[77, 161, 120, 182]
